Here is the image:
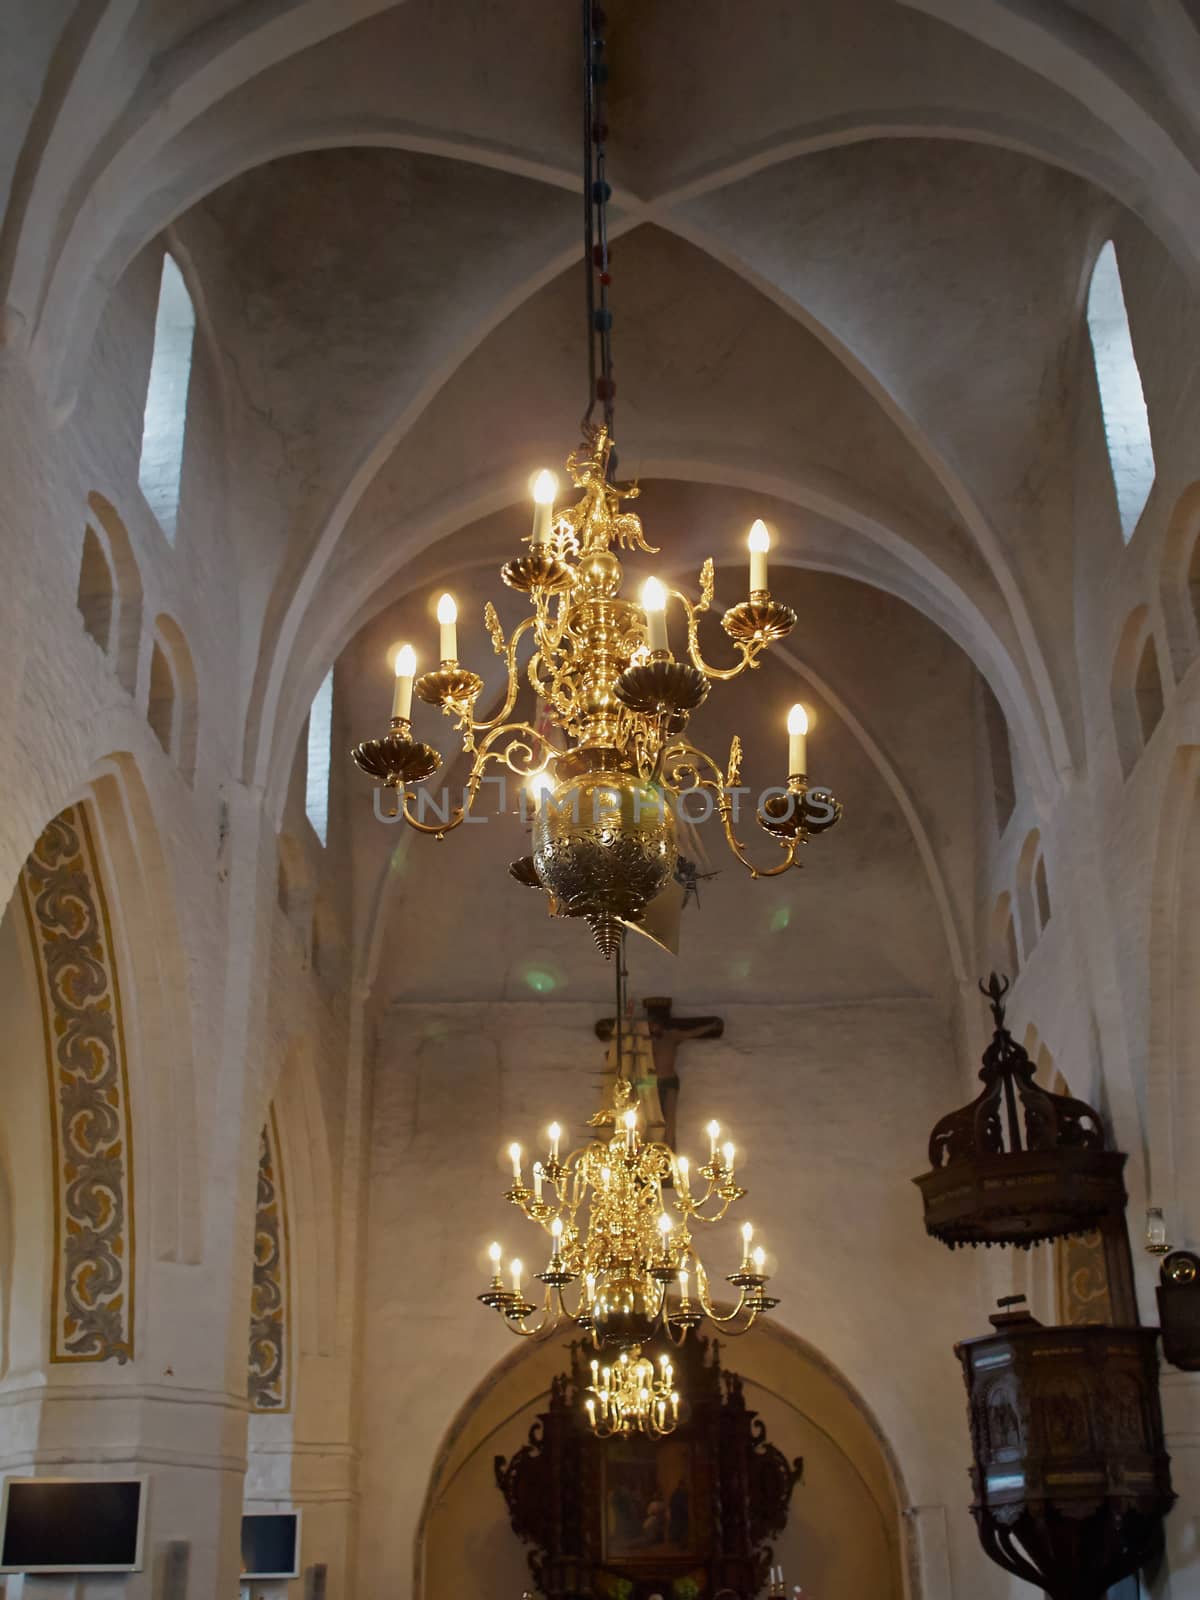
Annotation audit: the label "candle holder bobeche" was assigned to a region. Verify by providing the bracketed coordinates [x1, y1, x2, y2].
[349, 427, 842, 953]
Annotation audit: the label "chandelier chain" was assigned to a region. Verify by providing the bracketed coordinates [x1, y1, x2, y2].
[580, 0, 615, 448]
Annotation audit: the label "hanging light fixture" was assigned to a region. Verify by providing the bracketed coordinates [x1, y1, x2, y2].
[351, 0, 841, 958]
[584, 1347, 679, 1439]
[476, 944, 778, 1361]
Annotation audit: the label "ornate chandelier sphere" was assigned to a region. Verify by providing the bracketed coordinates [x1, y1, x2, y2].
[585, 1347, 679, 1439]
[530, 764, 677, 959]
[477, 1079, 777, 1352]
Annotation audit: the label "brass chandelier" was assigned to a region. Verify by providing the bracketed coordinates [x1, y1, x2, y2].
[585, 1346, 679, 1439]
[476, 1063, 777, 1356]
[350, 0, 841, 959]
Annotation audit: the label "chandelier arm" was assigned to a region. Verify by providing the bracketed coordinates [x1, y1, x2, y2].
[399, 786, 465, 838]
[659, 745, 804, 879]
[681, 1199, 735, 1226]
[464, 721, 565, 785]
[715, 797, 803, 879]
[470, 615, 541, 733]
[665, 579, 762, 683]
[503, 1288, 561, 1339]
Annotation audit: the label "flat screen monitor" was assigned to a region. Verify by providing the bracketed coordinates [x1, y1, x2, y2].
[0, 1477, 147, 1573]
[241, 1511, 301, 1579]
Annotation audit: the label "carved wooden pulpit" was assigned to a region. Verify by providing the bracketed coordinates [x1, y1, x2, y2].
[495, 1338, 801, 1600]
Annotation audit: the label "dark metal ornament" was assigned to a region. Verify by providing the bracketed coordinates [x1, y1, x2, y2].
[1157, 1249, 1200, 1370]
[914, 974, 1127, 1248]
[956, 1301, 1174, 1600]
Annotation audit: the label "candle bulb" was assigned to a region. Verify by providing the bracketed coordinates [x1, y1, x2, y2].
[748, 519, 771, 595]
[548, 1121, 561, 1163]
[510, 1258, 523, 1295]
[509, 1142, 522, 1183]
[532, 1161, 543, 1201]
[436, 592, 458, 663]
[678, 1265, 690, 1301]
[585, 1397, 596, 1423]
[707, 1120, 720, 1159]
[550, 1215, 563, 1258]
[658, 1213, 672, 1258]
[722, 1140, 736, 1171]
[391, 643, 416, 721]
[641, 577, 669, 654]
[531, 469, 557, 545]
[676, 1155, 690, 1194]
[623, 1106, 637, 1152]
[488, 1240, 502, 1278]
[753, 1245, 766, 1273]
[742, 1221, 754, 1265]
[788, 703, 808, 778]
[585, 1272, 596, 1304]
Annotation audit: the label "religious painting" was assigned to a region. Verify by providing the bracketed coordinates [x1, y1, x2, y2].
[601, 1436, 708, 1563]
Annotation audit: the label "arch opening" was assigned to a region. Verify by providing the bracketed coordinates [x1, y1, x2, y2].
[415, 1322, 910, 1600]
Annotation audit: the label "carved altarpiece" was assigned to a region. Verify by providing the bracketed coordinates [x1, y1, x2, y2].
[495, 1338, 801, 1600]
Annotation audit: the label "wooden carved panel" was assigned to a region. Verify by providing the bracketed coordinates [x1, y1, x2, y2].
[19, 805, 135, 1364]
[496, 1341, 802, 1600]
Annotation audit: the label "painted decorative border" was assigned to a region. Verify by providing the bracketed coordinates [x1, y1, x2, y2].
[19, 805, 135, 1364]
[248, 1108, 290, 1411]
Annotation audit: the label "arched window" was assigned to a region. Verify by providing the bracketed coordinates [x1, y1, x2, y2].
[992, 892, 1020, 979]
[148, 616, 199, 782]
[77, 526, 114, 653]
[1086, 241, 1155, 542]
[147, 640, 176, 756]
[1135, 634, 1165, 746]
[981, 679, 1015, 835]
[138, 252, 195, 543]
[1034, 855, 1051, 933]
[1112, 606, 1165, 777]
[306, 670, 334, 846]
[78, 497, 144, 694]
[1016, 830, 1050, 959]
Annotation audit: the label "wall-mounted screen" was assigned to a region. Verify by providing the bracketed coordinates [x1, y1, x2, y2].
[0, 1477, 147, 1573]
[241, 1511, 301, 1579]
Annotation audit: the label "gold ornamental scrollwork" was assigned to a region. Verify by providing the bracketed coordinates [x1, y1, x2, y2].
[19, 805, 136, 1365]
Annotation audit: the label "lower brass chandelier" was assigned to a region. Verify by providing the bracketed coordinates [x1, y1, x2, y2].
[350, 0, 841, 959]
[477, 1078, 778, 1359]
[585, 1347, 679, 1439]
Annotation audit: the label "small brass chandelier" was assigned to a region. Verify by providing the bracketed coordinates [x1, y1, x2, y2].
[351, 0, 841, 958]
[477, 1082, 776, 1349]
[477, 954, 777, 1353]
[585, 1347, 679, 1439]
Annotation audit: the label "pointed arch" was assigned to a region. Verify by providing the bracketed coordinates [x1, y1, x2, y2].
[416, 1317, 911, 1600]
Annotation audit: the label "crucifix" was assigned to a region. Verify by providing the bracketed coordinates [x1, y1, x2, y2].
[595, 995, 724, 1150]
